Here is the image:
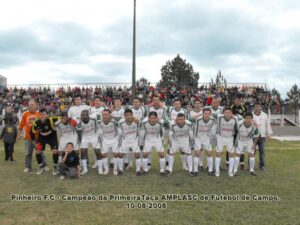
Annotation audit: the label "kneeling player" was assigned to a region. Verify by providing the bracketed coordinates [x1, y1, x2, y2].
[30, 108, 60, 175]
[58, 142, 80, 179]
[166, 113, 194, 176]
[233, 113, 259, 176]
[215, 107, 238, 177]
[77, 110, 100, 176]
[118, 109, 140, 175]
[193, 108, 215, 176]
[140, 111, 167, 176]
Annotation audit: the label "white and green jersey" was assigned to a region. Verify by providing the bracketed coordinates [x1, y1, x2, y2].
[76, 118, 98, 137]
[111, 107, 125, 122]
[169, 120, 194, 143]
[188, 109, 203, 122]
[99, 120, 119, 140]
[216, 115, 238, 138]
[129, 106, 147, 121]
[90, 106, 107, 121]
[206, 106, 224, 119]
[194, 116, 215, 138]
[118, 119, 140, 141]
[168, 107, 188, 121]
[147, 106, 168, 121]
[140, 118, 166, 141]
[237, 122, 259, 142]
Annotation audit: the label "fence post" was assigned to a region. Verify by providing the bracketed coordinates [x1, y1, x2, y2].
[298, 109, 300, 127]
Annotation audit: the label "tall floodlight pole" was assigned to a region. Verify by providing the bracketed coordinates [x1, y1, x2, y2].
[132, 0, 136, 101]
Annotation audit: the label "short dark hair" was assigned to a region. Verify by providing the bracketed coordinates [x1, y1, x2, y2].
[223, 106, 232, 113]
[124, 109, 133, 115]
[94, 96, 101, 101]
[39, 108, 47, 113]
[66, 142, 74, 147]
[74, 95, 82, 99]
[148, 111, 158, 117]
[244, 112, 253, 118]
[254, 101, 262, 106]
[102, 109, 111, 114]
[60, 111, 68, 117]
[177, 113, 185, 118]
[194, 99, 201, 104]
[203, 108, 211, 113]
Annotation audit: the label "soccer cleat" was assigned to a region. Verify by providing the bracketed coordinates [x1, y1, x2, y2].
[250, 171, 257, 176]
[208, 171, 214, 176]
[124, 163, 128, 169]
[59, 175, 65, 180]
[160, 171, 167, 177]
[24, 168, 31, 173]
[98, 167, 104, 175]
[136, 171, 142, 176]
[240, 164, 245, 170]
[199, 166, 204, 171]
[103, 169, 109, 175]
[259, 166, 265, 171]
[52, 167, 60, 176]
[113, 168, 118, 175]
[189, 172, 195, 177]
[118, 170, 123, 176]
[194, 172, 199, 176]
[228, 171, 234, 177]
[37, 167, 44, 175]
[183, 164, 189, 171]
[215, 171, 220, 177]
[125, 165, 132, 170]
[142, 171, 148, 176]
[234, 171, 238, 176]
[92, 163, 98, 169]
[147, 163, 151, 170]
[44, 166, 50, 172]
[80, 169, 88, 176]
[164, 170, 172, 176]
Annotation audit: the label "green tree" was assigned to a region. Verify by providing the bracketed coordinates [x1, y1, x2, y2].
[157, 55, 199, 89]
[286, 84, 300, 122]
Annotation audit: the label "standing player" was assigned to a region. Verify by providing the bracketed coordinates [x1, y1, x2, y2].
[118, 109, 140, 176]
[68, 95, 91, 119]
[252, 101, 273, 170]
[168, 99, 188, 121]
[231, 93, 248, 170]
[55, 112, 79, 160]
[193, 108, 215, 176]
[233, 112, 259, 176]
[30, 108, 60, 175]
[99, 109, 120, 175]
[166, 113, 194, 176]
[139, 111, 168, 176]
[76, 110, 100, 175]
[111, 98, 125, 122]
[215, 107, 238, 177]
[90, 96, 107, 169]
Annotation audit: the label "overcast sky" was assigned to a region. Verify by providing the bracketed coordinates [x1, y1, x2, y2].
[0, 0, 300, 97]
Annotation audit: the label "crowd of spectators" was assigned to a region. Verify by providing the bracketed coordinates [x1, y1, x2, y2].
[0, 82, 280, 116]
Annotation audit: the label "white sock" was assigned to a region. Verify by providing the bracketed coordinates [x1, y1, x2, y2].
[102, 158, 108, 170]
[136, 158, 141, 172]
[166, 154, 169, 163]
[249, 157, 255, 172]
[124, 154, 128, 164]
[168, 155, 174, 172]
[97, 160, 103, 170]
[142, 158, 148, 172]
[199, 151, 204, 167]
[81, 159, 87, 171]
[234, 156, 240, 173]
[229, 157, 234, 173]
[207, 156, 213, 172]
[187, 155, 193, 172]
[215, 157, 221, 173]
[118, 158, 124, 171]
[113, 157, 118, 170]
[194, 156, 199, 172]
[181, 155, 187, 170]
[159, 158, 165, 172]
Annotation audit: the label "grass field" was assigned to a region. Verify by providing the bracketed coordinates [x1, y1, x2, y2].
[0, 139, 299, 225]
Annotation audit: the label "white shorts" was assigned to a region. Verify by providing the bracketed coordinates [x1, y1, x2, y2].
[80, 136, 100, 149]
[144, 138, 164, 153]
[120, 139, 139, 154]
[170, 139, 191, 154]
[195, 137, 212, 151]
[216, 135, 234, 153]
[236, 140, 254, 154]
[101, 138, 119, 154]
[59, 137, 79, 151]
